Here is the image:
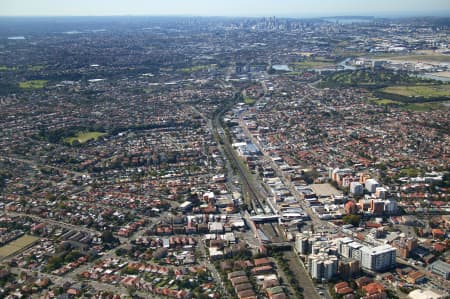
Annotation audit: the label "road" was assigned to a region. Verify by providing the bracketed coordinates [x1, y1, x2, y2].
[8, 266, 134, 297]
[209, 83, 327, 299]
[197, 239, 229, 297]
[0, 156, 88, 177]
[235, 82, 332, 299]
[208, 92, 323, 299]
[284, 251, 322, 299]
[5, 211, 100, 235]
[191, 105, 238, 192]
[341, 226, 450, 292]
[4, 211, 127, 245]
[238, 108, 332, 231]
[211, 98, 269, 213]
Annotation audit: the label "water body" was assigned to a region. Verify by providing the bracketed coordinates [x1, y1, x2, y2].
[63, 31, 83, 35]
[7, 36, 25, 40]
[309, 57, 356, 72]
[88, 78, 105, 83]
[418, 73, 450, 83]
[323, 17, 375, 24]
[62, 29, 106, 35]
[338, 57, 357, 70]
[272, 64, 291, 71]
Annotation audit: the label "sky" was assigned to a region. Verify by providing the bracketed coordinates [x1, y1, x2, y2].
[1, 0, 450, 17]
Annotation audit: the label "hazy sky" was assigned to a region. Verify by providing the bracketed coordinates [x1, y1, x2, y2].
[1, 0, 450, 17]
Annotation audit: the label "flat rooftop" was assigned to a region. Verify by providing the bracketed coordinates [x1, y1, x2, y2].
[310, 183, 342, 197]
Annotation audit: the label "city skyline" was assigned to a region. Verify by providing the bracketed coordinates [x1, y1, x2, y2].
[1, 0, 450, 17]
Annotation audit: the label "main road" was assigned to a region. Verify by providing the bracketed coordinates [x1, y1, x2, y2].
[210, 89, 323, 299]
[211, 98, 269, 213]
[237, 108, 334, 232]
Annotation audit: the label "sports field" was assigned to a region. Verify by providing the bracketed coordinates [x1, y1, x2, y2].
[19, 80, 48, 89]
[64, 131, 107, 144]
[0, 235, 39, 258]
[381, 85, 450, 98]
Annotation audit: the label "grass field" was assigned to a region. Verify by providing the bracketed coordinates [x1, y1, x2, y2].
[403, 104, 432, 112]
[64, 131, 107, 144]
[403, 102, 449, 112]
[400, 168, 422, 177]
[0, 235, 39, 258]
[319, 70, 425, 88]
[369, 98, 401, 105]
[381, 85, 450, 98]
[392, 55, 450, 63]
[0, 66, 17, 71]
[370, 97, 449, 111]
[19, 80, 48, 89]
[28, 65, 45, 71]
[179, 64, 216, 73]
[244, 97, 256, 105]
[291, 60, 335, 69]
[367, 52, 450, 63]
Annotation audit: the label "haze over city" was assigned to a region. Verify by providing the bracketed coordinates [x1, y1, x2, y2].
[1, 0, 450, 17]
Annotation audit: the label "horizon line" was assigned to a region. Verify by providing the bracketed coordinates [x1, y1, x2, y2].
[0, 12, 449, 19]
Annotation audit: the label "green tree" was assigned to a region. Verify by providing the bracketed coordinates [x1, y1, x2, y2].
[342, 214, 361, 227]
[101, 230, 118, 244]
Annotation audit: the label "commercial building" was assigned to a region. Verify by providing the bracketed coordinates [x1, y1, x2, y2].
[308, 253, 338, 281]
[295, 235, 309, 255]
[370, 199, 385, 215]
[350, 182, 364, 196]
[365, 179, 379, 193]
[338, 258, 360, 279]
[392, 238, 417, 259]
[384, 199, 398, 214]
[360, 245, 396, 272]
[341, 242, 363, 259]
[428, 260, 450, 280]
[375, 187, 387, 199]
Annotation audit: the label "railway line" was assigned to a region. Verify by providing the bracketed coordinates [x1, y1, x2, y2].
[212, 103, 268, 214]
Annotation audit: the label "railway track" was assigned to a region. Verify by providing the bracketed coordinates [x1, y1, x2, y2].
[212, 101, 267, 214]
